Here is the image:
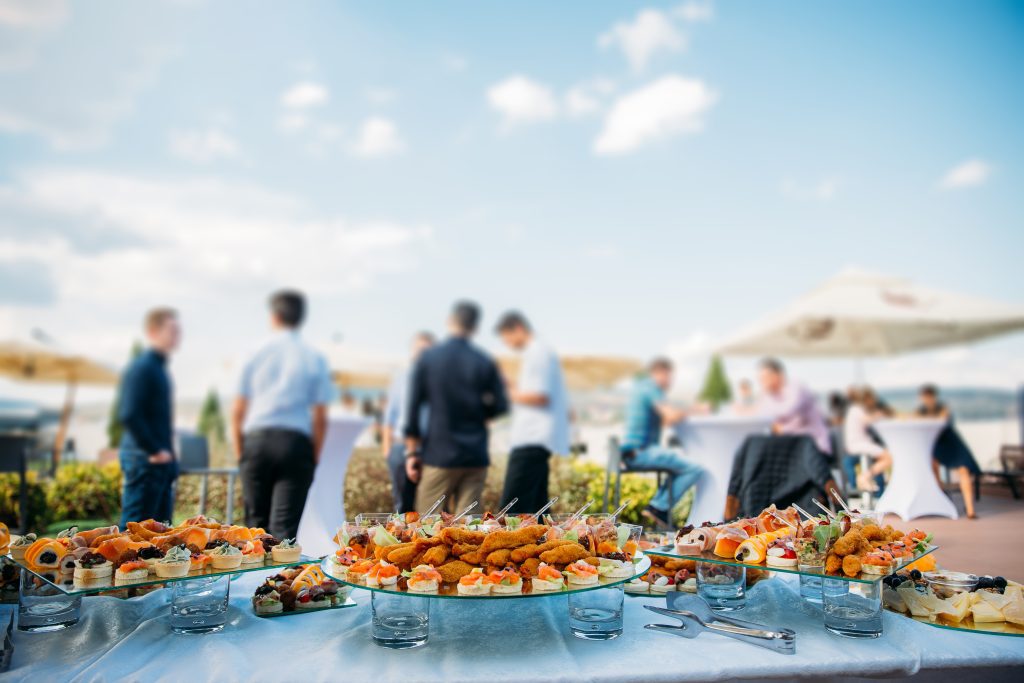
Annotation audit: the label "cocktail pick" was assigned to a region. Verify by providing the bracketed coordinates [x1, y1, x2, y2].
[565, 499, 594, 525]
[534, 496, 558, 519]
[770, 510, 798, 531]
[830, 487, 854, 516]
[450, 500, 479, 524]
[422, 495, 446, 519]
[610, 498, 632, 520]
[811, 499, 837, 520]
[495, 498, 518, 519]
[791, 503, 817, 523]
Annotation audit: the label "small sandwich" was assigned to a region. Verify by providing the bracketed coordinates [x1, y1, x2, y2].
[154, 546, 192, 578]
[625, 577, 650, 595]
[138, 546, 165, 571]
[530, 563, 565, 592]
[598, 555, 635, 579]
[407, 565, 443, 593]
[271, 538, 301, 564]
[115, 560, 150, 583]
[331, 547, 360, 577]
[457, 568, 492, 596]
[674, 569, 697, 593]
[253, 588, 284, 615]
[765, 541, 798, 568]
[321, 580, 341, 606]
[208, 543, 243, 570]
[190, 552, 211, 571]
[861, 550, 897, 575]
[563, 560, 600, 586]
[648, 573, 676, 594]
[347, 559, 375, 584]
[73, 552, 113, 580]
[296, 585, 331, 609]
[366, 560, 400, 588]
[9, 533, 37, 562]
[488, 567, 523, 595]
[241, 540, 266, 565]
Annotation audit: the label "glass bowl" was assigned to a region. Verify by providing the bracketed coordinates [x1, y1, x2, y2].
[922, 571, 978, 599]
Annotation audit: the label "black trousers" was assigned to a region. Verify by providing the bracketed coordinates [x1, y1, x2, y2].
[241, 428, 315, 540]
[500, 445, 551, 514]
[387, 443, 418, 513]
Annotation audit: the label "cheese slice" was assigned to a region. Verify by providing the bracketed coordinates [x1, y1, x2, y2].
[898, 585, 936, 617]
[1002, 594, 1024, 626]
[970, 601, 1005, 623]
[974, 590, 1013, 610]
[883, 587, 908, 614]
[937, 592, 970, 623]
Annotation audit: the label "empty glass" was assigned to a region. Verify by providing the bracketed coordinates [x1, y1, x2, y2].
[822, 577, 882, 638]
[169, 574, 230, 634]
[568, 584, 624, 640]
[696, 562, 746, 611]
[17, 570, 81, 632]
[371, 592, 429, 648]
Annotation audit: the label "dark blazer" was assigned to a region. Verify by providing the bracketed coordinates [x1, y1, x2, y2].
[118, 349, 174, 455]
[404, 336, 508, 468]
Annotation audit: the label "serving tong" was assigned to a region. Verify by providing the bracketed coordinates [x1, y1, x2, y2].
[643, 593, 796, 655]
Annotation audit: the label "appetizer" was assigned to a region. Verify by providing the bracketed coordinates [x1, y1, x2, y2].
[208, 544, 243, 570]
[457, 568, 492, 595]
[407, 565, 443, 593]
[488, 567, 523, 595]
[531, 563, 565, 592]
[115, 560, 150, 583]
[73, 552, 113, 580]
[366, 560, 400, 588]
[9, 533, 36, 562]
[154, 546, 192, 578]
[563, 560, 599, 586]
[271, 538, 301, 563]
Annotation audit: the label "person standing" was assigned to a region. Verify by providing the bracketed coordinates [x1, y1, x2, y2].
[756, 357, 832, 456]
[381, 331, 435, 513]
[117, 307, 181, 528]
[231, 290, 334, 540]
[918, 384, 979, 519]
[495, 311, 570, 514]
[404, 301, 508, 513]
[621, 357, 704, 528]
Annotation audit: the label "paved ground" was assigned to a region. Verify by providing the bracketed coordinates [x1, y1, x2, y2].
[880, 484, 1023, 579]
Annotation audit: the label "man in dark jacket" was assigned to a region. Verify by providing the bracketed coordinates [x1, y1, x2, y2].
[404, 301, 508, 513]
[117, 307, 181, 528]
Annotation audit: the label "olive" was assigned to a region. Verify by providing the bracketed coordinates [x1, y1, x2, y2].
[994, 577, 1007, 589]
[909, 569, 921, 581]
[977, 577, 993, 589]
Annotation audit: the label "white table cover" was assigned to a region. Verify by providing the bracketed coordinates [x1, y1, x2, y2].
[296, 414, 370, 556]
[675, 415, 771, 524]
[873, 418, 956, 521]
[6, 573, 1022, 682]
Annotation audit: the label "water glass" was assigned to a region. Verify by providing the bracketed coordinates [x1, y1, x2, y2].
[371, 591, 429, 649]
[798, 565, 824, 605]
[568, 584, 624, 640]
[822, 577, 882, 638]
[169, 575, 230, 634]
[697, 562, 746, 611]
[17, 570, 82, 632]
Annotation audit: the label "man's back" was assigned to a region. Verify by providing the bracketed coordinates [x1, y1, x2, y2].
[408, 336, 508, 468]
[622, 377, 663, 451]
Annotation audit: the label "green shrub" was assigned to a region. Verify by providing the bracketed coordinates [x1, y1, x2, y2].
[47, 463, 122, 525]
[174, 472, 245, 525]
[0, 472, 50, 530]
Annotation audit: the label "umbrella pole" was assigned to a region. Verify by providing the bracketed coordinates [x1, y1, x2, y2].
[53, 379, 77, 472]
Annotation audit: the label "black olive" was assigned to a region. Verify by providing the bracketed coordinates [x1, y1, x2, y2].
[909, 569, 921, 580]
[994, 577, 1007, 589]
[977, 577, 993, 589]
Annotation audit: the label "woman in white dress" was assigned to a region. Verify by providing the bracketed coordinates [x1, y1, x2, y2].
[843, 387, 892, 492]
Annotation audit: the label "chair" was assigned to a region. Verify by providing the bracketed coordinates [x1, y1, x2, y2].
[979, 445, 1024, 500]
[601, 436, 678, 530]
[0, 435, 31, 533]
[176, 431, 240, 524]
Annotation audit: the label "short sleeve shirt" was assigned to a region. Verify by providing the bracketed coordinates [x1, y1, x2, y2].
[508, 339, 571, 454]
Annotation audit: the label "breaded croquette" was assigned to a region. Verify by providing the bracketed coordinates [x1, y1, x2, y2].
[583, 557, 600, 567]
[842, 554, 862, 577]
[437, 560, 475, 583]
[664, 559, 696, 572]
[486, 549, 513, 566]
[421, 545, 450, 566]
[440, 527, 487, 546]
[459, 550, 488, 565]
[533, 539, 575, 554]
[825, 552, 842, 574]
[383, 543, 417, 565]
[510, 544, 541, 563]
[861, 524, 884, 542]
[520, 557, 541, 577]
[452, 543, 479, 557]
[539, 543, 590, 565]
[832, 530, 864, 557]
[478, 525, 548, 553]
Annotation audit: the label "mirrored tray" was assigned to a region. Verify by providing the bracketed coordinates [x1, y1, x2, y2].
[320, 554, 652, 599]
[646, 545, 938, 585]
[11, 554, 319, 596]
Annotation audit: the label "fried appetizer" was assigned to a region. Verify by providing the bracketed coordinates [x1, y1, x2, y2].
[384, 543, 419, 567]
[539, 543, 590, 565]
[478, 525, 547, 553]
[842, 554, 862, 577]
[861, 524, 884, 542]
[825, 552, 843, 574]
[452, 543, 479, 557]
[421, 545, 450, 567]
[437, 560, 475, 583]
[511, 544, 541, 563]
[664, 559, 697, 572]
[486, 549, 513, 567]
[459, 550, 488, 565]
[583, 556, 601, 567]
[832, 530, 864, 557]
[534, 539, 575, 554]
[520, 557, 541, 578]
[440, 527, 487, 546]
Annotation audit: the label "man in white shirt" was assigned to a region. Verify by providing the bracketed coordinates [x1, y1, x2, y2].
[495, 311, 571, 514]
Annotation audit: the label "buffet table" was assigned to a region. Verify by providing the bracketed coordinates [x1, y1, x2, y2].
[873, 418, 956, 521]
[674, 415, 771, 524]
[6, 572, 1022, 682]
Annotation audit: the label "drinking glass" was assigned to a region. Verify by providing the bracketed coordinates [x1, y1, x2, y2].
[696, 562, 746, 611]
[793, 538, 825, 605]
[568, 585, 624, 640]
[822, 577, 882, 638]
[355, 513, 395, 527]
[371, 592, 429, 649]
[169, 574, 230, 634]
[17, 570, 81, 632]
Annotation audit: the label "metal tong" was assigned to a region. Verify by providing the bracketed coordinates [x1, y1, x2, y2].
[644, 594, 796, 655]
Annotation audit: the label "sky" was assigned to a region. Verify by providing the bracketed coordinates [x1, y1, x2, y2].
[1, 0, 1023, 406]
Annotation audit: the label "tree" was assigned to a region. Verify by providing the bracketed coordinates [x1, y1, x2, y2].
[698, 355, 732, 411]
[106, 341, 142, 448]
[197, 388, 226, 445]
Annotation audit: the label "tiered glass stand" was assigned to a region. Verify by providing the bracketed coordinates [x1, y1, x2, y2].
[321, 555, 652, 648]
[9, 555, 318, 634]
[646, 546, 938, 638]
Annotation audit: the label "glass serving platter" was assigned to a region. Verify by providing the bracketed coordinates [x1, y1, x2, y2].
[645, 545, 938, 585]
[320, 554, 652, 600]
[11, 555, 320, 596]
[254, 595, 357, 618]
[884, 604, 1024, 637]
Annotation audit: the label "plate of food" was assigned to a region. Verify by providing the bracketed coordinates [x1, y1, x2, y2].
[251, 564, 355, 617]
[883, 569, 1024, 636]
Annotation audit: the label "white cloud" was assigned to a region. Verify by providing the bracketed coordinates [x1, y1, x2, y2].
[780, 177, 839, 201]
[443, 53, 468, 72]
[280, 81, 329, 109]
[0, 0, 68, 28]
[939, 159, 991, 190]
[674, 1, 714, 23]
[168, 128, 239, 164]
[365, 87, 397, 105]
[486, 75, 559, 127]
[278, 112, 308, 133]
[593, 75, 717, 155]
[598, 9, 685, 73]
[582, 243, 620, 260]
[565, 78, 616, 118]
[351, 117, 404, 158]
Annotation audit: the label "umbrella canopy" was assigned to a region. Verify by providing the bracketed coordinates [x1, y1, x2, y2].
[718, 268, 1024, 357]
[321, 342, 400, 392]
[498, 355, 641, 392]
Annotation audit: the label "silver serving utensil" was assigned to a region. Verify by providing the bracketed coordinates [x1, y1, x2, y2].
[450, 500, 478, 524]
[495, 498, 518, 519]
[667, 592, 766, 630]
[534, 496, 558, 520]
[644, 605, 796, 655]
[422, 495, 446, 519]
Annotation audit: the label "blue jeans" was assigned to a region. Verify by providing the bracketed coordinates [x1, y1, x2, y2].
[626, 446, 703, 515]
[119, 448, 177, 528]
[842, 455, 885, 494]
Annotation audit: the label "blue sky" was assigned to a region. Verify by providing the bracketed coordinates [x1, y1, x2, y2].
[1, 0, 1022, 402]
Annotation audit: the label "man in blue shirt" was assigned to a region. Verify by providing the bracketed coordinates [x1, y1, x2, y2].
[622, 357, 703, 528]
[231, 290, 334, 540]
[117, 307, 181, 528]
[381, 331, 435, 513]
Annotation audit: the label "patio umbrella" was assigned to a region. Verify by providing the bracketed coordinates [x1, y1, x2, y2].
[321, 342, 400, 393]
[498, 355, 641, 392]
[0, 329, 118, 468]
[718, 268, 1024, 359]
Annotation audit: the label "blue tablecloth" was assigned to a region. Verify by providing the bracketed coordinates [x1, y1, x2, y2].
[5, 573, 1023, 682]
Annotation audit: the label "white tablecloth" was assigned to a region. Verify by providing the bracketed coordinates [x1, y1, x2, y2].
[675, 416, 771, 524]
[7, 573, 1022, 682]
[296, 414, 370, 556]
[873, 418, 956, 521]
